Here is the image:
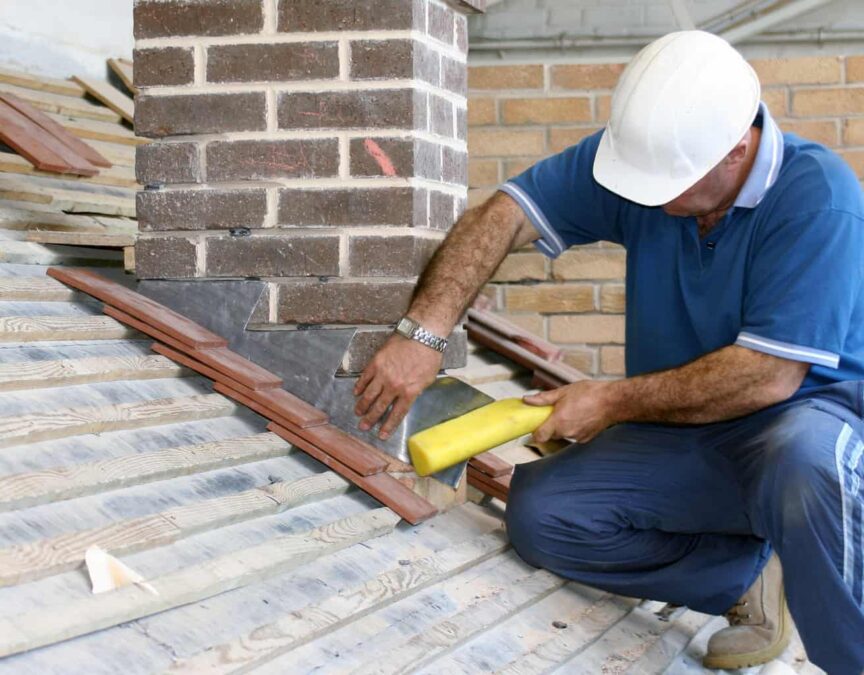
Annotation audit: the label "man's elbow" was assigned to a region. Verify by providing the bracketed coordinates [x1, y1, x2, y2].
[764, 360, 810, 405]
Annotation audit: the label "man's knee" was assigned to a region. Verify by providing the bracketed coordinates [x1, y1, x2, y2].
[754, 406, 851, 536]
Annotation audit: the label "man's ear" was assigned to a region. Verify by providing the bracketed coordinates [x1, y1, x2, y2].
[724, 132, 751, 166]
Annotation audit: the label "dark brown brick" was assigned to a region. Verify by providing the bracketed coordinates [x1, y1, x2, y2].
[135, 93, 266, 138]
[138, 189, 268, 231]
[206, 139, 339, 181]
[431, 95, 454, 137]
[206, 42, 339, 83]
[278, 187, 427, 227]
[134, 0, 263, 38]
[136, 142, 201, 184]
[428, 2, 455, 44]
[277, 89, 425, 130]
[456, 14, 468, 53]
[339, 325, 468, 373]
[205, 234, 340, 277]
[136, 236, 198, 279]
[133, 47, 194, 87]
[430, 190, 455, 230]
[348, 234, 441, 276]
[278, 0, 423, 32]
[350, 40, 439, 86]
[276, 280, 415, 324]
[442, 146, 467, 185]
[349, 137, 441, 180]
[442, 57, 467, 96]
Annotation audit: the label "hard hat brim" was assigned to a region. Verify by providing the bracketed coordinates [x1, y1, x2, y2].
[592, 128, 703, 208]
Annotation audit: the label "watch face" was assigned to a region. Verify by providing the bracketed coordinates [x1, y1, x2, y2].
[396, 317, 415, 335]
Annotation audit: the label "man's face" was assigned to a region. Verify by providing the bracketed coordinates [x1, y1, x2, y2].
[661, 163, 731, 218]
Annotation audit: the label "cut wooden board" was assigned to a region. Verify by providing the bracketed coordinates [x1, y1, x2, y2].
[0, 393, 235, 450]
[0, 91, 111, 168]
[0, 432, 291, 512]
[0, 67, 84, 98]
[0, 472, 350, 587]
[0, 315, 135, 342]
[124, 245, 135, 273]
[269, 422, 437, 525]
[0, 81, 121, 124]
[0, 276, 76, 301]
[71, 76, 134, 124]
[0, 99, 96, 175]
[348, 569, 565, 675]
[467, 466, 511, 502]
[0, 152, 134, 188]
[108, 58, 136, 96]
[167, 530, 510, 673]
[0, 508, 401, 658]
[469, 452, 513, 478]
[27, 230, 136, 248]
[214, 382, 384, 477]
[0, 354, 184, 392]
[49, 267, 228, 349]
[150, 342, 282, 393]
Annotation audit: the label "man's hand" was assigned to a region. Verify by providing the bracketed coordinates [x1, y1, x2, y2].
[354, 335, 443, 439]
[524, 381, 620, 444]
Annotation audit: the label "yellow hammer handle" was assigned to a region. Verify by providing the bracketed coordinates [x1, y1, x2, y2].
[408, 398, 553, 476]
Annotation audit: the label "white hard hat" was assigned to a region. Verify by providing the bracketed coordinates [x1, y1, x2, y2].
[593, 31, 761, 207]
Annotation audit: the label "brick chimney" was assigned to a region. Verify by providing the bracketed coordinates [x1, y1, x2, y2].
[133, 0, 482, 374]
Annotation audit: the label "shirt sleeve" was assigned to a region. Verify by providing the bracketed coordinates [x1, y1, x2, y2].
[736, 208, 864, 369]
[499, 131, 626, 258]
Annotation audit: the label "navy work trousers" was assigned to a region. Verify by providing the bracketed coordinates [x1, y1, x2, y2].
[506, 381, 864, 675]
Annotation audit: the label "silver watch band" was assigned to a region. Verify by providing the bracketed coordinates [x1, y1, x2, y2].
[412, 325, 448, 353]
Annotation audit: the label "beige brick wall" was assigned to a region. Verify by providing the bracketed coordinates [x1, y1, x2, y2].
[468, 55, 864, 378]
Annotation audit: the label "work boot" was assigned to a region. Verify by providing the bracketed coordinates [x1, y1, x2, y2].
[703, 553, 792, 670]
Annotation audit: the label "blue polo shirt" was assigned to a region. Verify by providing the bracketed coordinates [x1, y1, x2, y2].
[500, 103, 864, 391]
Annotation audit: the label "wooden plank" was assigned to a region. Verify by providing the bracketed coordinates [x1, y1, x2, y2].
[52, 113, 144, 147]
[0, 205, 134, 234]
[0, 177, 136, 218]
[150, 342, 281, 392]
[0, 67, 84, 97]
[108, 58, 136, 96]
[469, 451, 513, 478]
[166, 531, 510, 673]
[0, 99, 90, 175]
[0, 393, 235, 450]
[71, 76, 134, 124]
[0, 315, 135, 342]
[349, 569, 565, 675]
[0, 92, 108, 169]
[214, 381, 384, 477]
[124, 245, 135, 272]
[269, 422, 437, 525]
[49, 267, 228, 349]
[27, 230, 136, 248]
[496, 594, 641, 675]
[0, 432, 290, 512]
[0, 354, 184, 392]
[0, 472, 349, 587]
[0, 508, 401, 658]
[0, 152, 134, 187]
[0, 276, 75, 301]
[0, 239, 124, 267]
[467, 466, 511, 502]
[0, 81, 121, 124]
[104, 305, 211, 353]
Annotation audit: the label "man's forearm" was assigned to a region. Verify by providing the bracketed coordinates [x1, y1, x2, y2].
[407, 193, 533, 335]
[607, 345, 809, 425]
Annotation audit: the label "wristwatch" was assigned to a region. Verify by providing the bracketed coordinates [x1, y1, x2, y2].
[395, 316, 448, 353]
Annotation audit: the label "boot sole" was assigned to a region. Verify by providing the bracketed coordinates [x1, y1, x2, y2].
[702, 587, 792, 671]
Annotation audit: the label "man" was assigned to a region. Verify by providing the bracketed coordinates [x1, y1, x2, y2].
[354, 31, 864, 674]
